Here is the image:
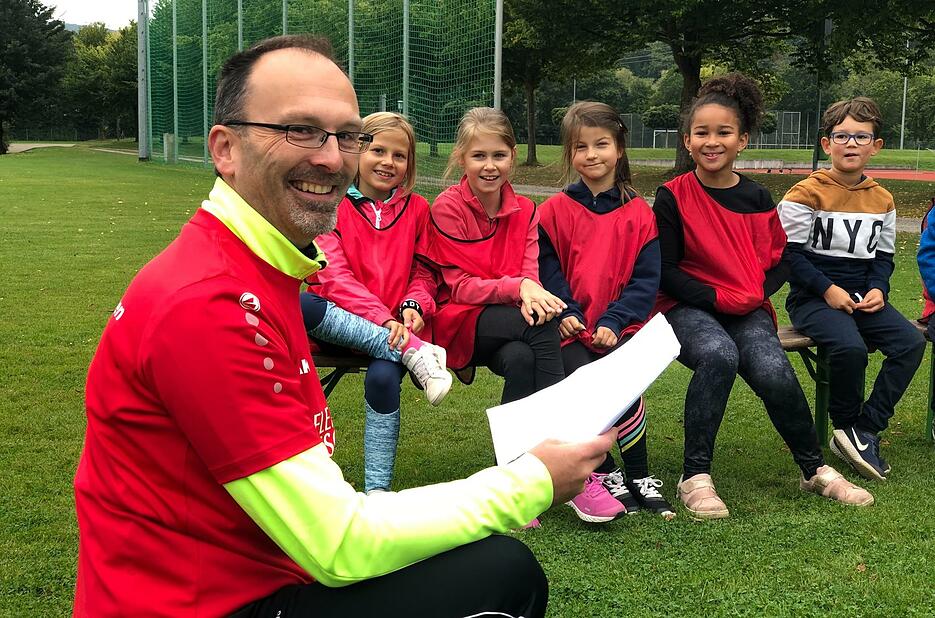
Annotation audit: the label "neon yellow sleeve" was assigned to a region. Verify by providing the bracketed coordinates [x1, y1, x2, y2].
[224, 444, 553, 587]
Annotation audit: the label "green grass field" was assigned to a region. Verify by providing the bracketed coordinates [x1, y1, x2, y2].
[2, 147, 934, 615]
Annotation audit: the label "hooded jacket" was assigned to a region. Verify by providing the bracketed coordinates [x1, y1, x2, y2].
[777, 169, 896, 302]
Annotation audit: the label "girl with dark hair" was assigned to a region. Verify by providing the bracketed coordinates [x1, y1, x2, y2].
[654, 73, 873, 519]
[538, 101, 674, 522]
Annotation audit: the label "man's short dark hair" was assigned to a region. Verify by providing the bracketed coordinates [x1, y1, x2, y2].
[213, 34, 336, 126]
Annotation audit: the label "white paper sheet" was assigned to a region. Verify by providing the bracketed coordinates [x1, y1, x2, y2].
[485, 313, 681, 464]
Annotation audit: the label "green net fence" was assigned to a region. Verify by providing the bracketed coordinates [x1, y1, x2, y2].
[146, 0, 497, 179]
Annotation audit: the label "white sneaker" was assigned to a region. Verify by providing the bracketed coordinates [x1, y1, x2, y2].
[402, 344, 452, 406]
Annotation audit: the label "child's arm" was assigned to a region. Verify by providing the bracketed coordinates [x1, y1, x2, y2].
[777, 188, 835, 297]
[538, 227, 586, 339]
[537, 227, 583, 322]
[596, 238, 660, 334]
[403, 259, 438, 318]
[400, 198, 439, 324]
[313, 232, 396, 327]
[918, 207, 935, 298]
[655, 187, 717, 311]
[865, 207, 897, 301]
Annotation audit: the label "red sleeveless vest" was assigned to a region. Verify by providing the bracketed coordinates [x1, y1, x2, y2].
[655, 172, 784, 324]
[328, 194, 429, 309]
[538, 191, 657, 352]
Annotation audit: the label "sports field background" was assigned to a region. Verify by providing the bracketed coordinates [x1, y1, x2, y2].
[1, 147, 934, 615]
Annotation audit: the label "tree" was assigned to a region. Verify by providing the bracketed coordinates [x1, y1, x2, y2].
[60, 23, 138, 140]
[641, 105, 680, 130]
[0, 0, 71, 153]
[529, 0, 935, 173]
[503, 0, 605, 165]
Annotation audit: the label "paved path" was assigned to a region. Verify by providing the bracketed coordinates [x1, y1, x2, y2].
[7, 142, 76, 154]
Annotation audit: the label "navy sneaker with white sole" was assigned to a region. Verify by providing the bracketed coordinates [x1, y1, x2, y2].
[829, 426, 888, 481]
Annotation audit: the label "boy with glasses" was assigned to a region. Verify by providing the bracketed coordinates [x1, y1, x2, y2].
[778, 97, 925, 482]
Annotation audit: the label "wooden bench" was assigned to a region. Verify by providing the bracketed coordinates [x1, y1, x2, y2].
[313, 325, 935, 444]
[778, 322, 934, 444]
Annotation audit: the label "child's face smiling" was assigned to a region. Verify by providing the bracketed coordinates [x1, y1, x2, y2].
[571, 125, 622, 194]
[461, 133, 515, 209]
[684, 103, 748, 187]
[821, 115, 883, 184]
[356, 127, 410, 201]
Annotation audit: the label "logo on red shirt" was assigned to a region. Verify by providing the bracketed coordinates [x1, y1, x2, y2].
[239, 292, 261, 312]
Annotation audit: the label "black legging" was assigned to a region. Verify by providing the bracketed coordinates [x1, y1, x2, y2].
[470, 305, 564, 404]
[232, 535, 548, 618]
[667, 304, 824, 479]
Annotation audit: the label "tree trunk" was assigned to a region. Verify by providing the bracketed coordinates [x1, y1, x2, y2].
[524, 79, 538, 166]
[672, 49, 702, 175]
[0, 122, 7, 155]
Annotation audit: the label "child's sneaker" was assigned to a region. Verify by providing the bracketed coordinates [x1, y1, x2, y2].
[677, 474, 729, 520]
[402, 344, 452, 406]
[566, 472, 627, 522]
[601, 468, 639, 514]
[800, 465, 874, 506]
[626, 476, 676, 520]
[829, 426, 888, 481]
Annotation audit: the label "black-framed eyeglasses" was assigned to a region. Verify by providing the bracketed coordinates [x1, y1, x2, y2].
[224, 121, 373, 153]
[828, 131, 875, 146]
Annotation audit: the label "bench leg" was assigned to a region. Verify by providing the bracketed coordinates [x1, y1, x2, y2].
[321, 368, 350, 398]
[928, 348, 935, 443]
[814, 347, 831, 446]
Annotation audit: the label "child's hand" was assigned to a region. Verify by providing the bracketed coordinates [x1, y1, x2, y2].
[382, 319, 410, 350]
[401, 308, 425, 333]
[854, 288, 885, 313]
[822, 284, 856, 314]
[591, 326, 618, 349]
[519, 279, 567, 326]
[559, 315, 585, 339]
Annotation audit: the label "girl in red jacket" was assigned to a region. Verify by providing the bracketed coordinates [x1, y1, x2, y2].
[302, 112, 451, 493]
[539, 101, 673, 522]
[420, 107, 565, 412]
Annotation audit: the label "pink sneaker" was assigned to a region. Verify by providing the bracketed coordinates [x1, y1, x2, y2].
[566, 473, 627, 522]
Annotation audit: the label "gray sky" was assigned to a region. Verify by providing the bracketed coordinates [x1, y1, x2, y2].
[51, 0, 137, 30]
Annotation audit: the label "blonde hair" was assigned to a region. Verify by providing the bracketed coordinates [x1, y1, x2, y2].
[445, 107, 516, 179]
[559, 101, 633, 195]
[360, 112, 417, 195]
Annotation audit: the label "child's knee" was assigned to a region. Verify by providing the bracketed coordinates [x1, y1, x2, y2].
[500, 342, 536, 375]
[364, 362, 403, 410]
[698, 340, 739, 376]
[829, 340, 868, 364]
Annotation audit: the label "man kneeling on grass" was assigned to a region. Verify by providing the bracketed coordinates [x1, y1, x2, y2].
[72, 34, 615, 617]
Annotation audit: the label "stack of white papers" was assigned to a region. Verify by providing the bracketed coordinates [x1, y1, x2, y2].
[486, 313, 681, 464]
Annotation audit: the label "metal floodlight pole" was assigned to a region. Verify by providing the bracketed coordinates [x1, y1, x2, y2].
[203, 0, 209, 165]
[348, 0, 355, 84]
[138, 0, 150, 160]
[900, 39, 909, 150]
[494, 0, 503, 109]
[237, 0, 243, 50]
[172, 0, 179, 163]
[812, 18, 832, 172]
[402, 0, 409, 116]
[283, 0, 288, 35]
